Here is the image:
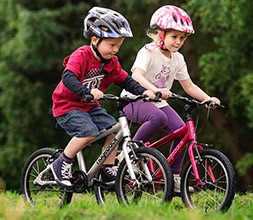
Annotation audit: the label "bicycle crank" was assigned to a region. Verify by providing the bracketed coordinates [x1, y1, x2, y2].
[71, 170, 88, 193]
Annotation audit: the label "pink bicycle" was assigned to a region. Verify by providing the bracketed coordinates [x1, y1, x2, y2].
[145, 93, 236, 213]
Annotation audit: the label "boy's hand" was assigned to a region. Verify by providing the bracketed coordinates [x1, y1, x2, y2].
[143, 90, 156, 99]
[91, 88, 104, 101]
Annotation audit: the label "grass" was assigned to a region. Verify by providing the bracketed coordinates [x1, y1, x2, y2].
[0, 191, 253, 220]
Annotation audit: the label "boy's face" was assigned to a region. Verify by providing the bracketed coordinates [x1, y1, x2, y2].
[92, 37, 125, 60]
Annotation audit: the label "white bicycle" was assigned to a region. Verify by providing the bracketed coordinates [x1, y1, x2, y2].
[20, 94, 174, 207]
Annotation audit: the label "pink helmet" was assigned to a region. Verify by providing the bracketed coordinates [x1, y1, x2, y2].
[150, 5, 195, 34]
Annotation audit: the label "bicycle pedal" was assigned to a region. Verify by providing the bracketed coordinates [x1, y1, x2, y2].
[93, 179, 112, 189]
[174, 192, 181, 197]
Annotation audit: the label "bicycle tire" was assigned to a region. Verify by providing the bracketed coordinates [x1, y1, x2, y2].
[20, 147, 73, 207]
[94, 171, 117, 205]
[94, 150, 122, 205]
[180, 149, 236, 213]
[115, 147, 173, 205]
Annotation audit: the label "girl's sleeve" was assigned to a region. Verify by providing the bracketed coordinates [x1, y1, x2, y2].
[131, 46, 152, 73]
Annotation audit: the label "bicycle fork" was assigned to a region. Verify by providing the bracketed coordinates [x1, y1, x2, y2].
[187, 119, 216, 187]
[188, 142, 205, 187]
[189, 142, 216, 187]
[119, 116, 153, 184]
[119, 116, 139, 182]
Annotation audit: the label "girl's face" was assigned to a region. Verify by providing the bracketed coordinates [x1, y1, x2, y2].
[163, 30, 187, 53]
[92, 37, 124, 60]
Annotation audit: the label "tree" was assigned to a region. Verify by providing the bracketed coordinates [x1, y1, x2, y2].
[186, 0, 253, 189]
[0, 0, 90, 189]
[0, 0, 252, 191]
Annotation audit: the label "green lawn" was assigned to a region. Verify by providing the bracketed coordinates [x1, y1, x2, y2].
[0, 191, 253, 220]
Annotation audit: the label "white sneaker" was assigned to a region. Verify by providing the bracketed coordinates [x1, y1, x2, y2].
[174, 175, 194, 193]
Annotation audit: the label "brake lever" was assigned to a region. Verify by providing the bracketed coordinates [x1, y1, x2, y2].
[207, 102, 225, 110]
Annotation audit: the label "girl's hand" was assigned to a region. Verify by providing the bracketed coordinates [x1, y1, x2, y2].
[90, 88, 104, 101]
[143, 90, 156, 99]
[208, 97, 221, 109]
[156, 88, 172, 100]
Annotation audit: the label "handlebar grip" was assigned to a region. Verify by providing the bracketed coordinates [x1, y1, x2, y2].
[155, 92, 162, 99]
[216, 104, 225, 110]
[82, 95, 94, 102]
[207, 102, 225, 110]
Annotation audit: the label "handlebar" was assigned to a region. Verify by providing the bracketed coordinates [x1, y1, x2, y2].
[170, 93, 225, 110]
[83, 93, 224, 109]
[82, 94, 161, 103]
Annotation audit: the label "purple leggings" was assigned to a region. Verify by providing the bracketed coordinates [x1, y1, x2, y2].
[124, 100, 185, 174]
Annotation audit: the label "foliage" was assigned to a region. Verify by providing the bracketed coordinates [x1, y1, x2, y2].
[0, 0, 89, 189]
[187, 0, 253, 123]
[236, 152, 253, 176]
[185, 0, 253, 179]
[0, 0, 185, 190]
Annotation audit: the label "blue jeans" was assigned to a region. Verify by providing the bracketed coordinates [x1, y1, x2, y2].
[56, 107, 116, 138]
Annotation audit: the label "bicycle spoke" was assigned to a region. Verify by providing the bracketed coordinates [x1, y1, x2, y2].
[181, 149, 235, 213]
[21, 148, 73, 207]
[116, 147, 173, 205]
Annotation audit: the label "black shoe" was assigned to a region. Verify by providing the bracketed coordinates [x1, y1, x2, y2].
[100, 165, 118, 184]
[50, 154, 73, 188]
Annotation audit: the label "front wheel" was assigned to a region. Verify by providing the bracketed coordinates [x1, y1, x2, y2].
[20, 148, 73, 207]
[116, 147, 173, 205]
[94, 171, 117, 205]
[180, 149, 236, 213]
[94, 150, 122, 205]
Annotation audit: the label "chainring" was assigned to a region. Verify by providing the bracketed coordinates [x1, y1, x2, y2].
[71, 170, 88, 193]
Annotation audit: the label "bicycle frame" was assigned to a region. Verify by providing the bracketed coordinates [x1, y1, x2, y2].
[34, 105, 141, 188]
[76, 122, 122, 185]
[146, 108, 214, 187]
[81, 114, 139, 186]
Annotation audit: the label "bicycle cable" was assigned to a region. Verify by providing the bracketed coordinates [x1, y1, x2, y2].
[196, 103, 212, 136]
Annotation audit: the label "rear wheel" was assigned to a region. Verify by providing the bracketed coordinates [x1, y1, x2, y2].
[180, 149, 235, 213]
[116, 147, 173, 205]
[20, 148, 73, 207]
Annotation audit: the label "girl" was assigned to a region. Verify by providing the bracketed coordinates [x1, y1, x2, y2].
[121, 5, 221, 193]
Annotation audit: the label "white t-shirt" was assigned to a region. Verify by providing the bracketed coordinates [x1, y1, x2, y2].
[121, 43, 190, 108]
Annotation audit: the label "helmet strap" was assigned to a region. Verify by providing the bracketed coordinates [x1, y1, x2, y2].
[159, 31, 168, 51]
[91, 39, 110, 63]
[159, 40, 165, 48]
[91, 39, 110, 75]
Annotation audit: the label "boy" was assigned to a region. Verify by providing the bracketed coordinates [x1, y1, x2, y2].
[51, 7, 154, 188]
